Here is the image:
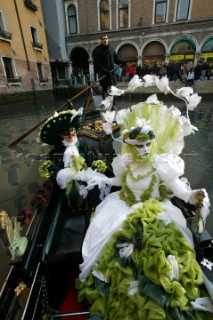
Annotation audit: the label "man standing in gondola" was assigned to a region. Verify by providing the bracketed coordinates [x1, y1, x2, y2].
[94, 34, 125, 100]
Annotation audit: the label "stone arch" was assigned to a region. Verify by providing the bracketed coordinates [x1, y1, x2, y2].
[200, 35, 213, 62]
[142, 40, 167, 66]
[116, 42, 139, 63]
[169, 36, 198, 63]
[69, 46, 90, 75]
[116, 41, 140, 62]
[92, 41, 139, 64]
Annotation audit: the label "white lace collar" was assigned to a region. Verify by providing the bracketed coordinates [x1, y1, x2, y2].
[62, 138, 79, 168]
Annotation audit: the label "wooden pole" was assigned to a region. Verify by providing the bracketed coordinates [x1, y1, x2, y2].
[8, 66, 120, 148]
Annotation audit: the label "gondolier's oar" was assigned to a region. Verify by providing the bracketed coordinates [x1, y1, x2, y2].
[8, 65, 120, 148]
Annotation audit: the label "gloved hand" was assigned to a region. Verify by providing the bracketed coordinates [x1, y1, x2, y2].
[87, 174, 108, 190]
[76, 168, 94, 183]
[56, 168, 75, 189]
[77, 168, 109, 190]
[188, 188, 205, 205]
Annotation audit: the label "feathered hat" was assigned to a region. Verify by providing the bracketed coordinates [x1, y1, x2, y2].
[38, 108, 83, 145]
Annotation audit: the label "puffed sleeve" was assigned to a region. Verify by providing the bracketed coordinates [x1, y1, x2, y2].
[112, 154, 132, 178]
[153, 154, 194, 203]
[153, 154, 185, 181]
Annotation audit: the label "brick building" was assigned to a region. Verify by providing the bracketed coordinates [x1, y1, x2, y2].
[61, 0, 213, 82]
[1, 1, 213, 92]
[0, 0, 52, 94]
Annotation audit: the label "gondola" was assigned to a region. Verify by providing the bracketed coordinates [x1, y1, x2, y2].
[0, 85, 120, 320]
[0, 78, 213, 320]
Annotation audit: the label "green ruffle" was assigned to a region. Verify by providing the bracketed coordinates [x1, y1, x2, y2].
[39, 160, 56, 179]
[120, 170, 168, 207]
[76, 200, 208, 320]
[92, 160, 108, 173]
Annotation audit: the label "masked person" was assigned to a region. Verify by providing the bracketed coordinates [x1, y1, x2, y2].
[38, 108, 112, 209]
[76, 100, 212, 319]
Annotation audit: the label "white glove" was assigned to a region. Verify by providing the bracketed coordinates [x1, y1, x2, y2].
[87, 172, 110, 190]
[188, 188, 205, 205]
[76, 168, 94, 183]
[189, 188, 210, 229]
[77, 168, 113, 190]
[56, 168, 75, 189]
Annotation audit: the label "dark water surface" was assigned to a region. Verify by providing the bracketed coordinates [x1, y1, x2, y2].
[0, 92, 213, 291]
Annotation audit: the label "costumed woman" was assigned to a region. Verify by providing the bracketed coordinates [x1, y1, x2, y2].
[38, 108, 112, 209]
[76, 98, 212, 319]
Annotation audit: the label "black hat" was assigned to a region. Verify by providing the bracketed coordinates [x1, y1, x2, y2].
[38, 109, 83, 145]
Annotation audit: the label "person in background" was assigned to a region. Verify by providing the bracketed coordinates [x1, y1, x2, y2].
[186, 67, 195, 86]
[121, 65, 128, 82]
[127, 63, 135, 81]
[136, 63, 143, 79]
[205, 62, 212, 80]
[194, 62, 202, 81]
[94, 34, 125, 99]
[115, 64, 122, 82]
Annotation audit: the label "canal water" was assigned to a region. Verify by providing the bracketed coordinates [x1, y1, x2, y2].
[0, 91, 213, 291]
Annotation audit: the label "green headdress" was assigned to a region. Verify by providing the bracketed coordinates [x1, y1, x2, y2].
[122, 101, 185, 156]
[122, 119, 155, 145]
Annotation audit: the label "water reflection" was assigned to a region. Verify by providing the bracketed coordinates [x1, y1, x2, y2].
[0, 93, 212, 291]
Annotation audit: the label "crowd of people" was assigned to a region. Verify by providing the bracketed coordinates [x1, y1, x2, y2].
[74, 32, 212, 90]
[117, 61, 213, 86]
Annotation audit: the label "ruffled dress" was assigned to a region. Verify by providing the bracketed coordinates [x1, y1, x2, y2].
[76, 155, 211, 320]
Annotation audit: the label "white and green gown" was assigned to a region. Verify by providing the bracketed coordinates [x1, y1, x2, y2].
[76, 101, 212, 320]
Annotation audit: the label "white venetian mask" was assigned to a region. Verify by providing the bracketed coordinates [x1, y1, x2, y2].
[134, 139, 152, 158]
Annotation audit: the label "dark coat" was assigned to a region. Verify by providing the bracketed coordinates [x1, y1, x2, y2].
[47, 139, 114, 208]
[94, 44, 124, 91]
[48, 139, 112, 175]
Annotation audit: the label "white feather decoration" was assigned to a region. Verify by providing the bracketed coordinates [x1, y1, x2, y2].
[109, 86, 125, 96]
[126, 75, 144, 91]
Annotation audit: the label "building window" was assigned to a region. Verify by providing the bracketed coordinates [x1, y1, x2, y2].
[119, 0, 128, 29]
[30, 26, 43, 50]
[68, 4, 77, 34]
[176, 0, 191, 21]
[30, 26, 38, 43]
[2, 57, 15, 79]
[100, 0, 109, 31]
[0, 11, 12, 40]
[24, 0, 38, 12]
[155, 0, 167, 23]
[0, 11, 5, 31]
[37, 63, 43, 81]
[2, 56, 20, 83]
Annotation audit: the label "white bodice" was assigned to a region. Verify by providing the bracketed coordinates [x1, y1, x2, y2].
[125, 164, 160, 201]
